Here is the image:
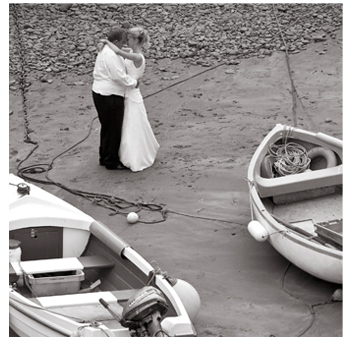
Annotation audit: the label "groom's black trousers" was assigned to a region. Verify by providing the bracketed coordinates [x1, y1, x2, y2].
[92, 91, 125, 168]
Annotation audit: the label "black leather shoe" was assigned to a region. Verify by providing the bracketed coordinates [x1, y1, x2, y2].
[105, 163, 128, 170]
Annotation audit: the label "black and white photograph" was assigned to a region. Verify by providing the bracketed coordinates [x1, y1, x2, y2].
[9, 1, 345, 337]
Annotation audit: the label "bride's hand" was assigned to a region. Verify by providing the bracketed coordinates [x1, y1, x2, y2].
[97, 42, 104, 52]
[97, 39, 108, 52]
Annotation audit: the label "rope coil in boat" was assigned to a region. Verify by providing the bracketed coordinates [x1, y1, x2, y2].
[268, 126, 311, 177]
[269, 142, 311, 176]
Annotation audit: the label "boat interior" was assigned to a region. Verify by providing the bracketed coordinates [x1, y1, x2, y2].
[257, 136, 343, 251]
[9, 225, 177, 328]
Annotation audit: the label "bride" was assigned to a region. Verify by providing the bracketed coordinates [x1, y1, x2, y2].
[102, 27, 159, 172]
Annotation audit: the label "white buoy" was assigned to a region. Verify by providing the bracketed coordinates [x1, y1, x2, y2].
[331, 288, 342, 301]
[172, 279, 201, 321]
[127, 212, 139, 224]
[247, 220, 269, 242]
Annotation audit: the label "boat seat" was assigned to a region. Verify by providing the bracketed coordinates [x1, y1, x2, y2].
[35, 289, 140, 308]
[255, 164, 342, 199]
[9, 255, 115, 278]
[28, 289, 140, 325]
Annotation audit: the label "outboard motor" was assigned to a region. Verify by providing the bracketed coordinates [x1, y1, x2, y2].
[100, 286, 168, 337]
[120, 286, 169, 337]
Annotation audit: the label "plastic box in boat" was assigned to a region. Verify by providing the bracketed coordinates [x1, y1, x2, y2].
[27, 270, 84, 296]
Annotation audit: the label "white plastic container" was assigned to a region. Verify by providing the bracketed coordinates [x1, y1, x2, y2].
[9, 239, 22, 263]
[27, 270, 85, 296]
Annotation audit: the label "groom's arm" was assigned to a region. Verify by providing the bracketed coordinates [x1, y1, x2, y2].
[105, 54, 137, 88]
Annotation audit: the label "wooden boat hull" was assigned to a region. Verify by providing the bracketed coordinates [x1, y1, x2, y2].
[247, 124, 342, 284]
[9, 174, 199, 337]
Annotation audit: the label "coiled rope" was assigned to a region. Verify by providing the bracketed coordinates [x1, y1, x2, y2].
[268, 126, 311, 177]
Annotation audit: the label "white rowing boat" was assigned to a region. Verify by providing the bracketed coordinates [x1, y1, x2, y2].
[246, 124, 342, 284]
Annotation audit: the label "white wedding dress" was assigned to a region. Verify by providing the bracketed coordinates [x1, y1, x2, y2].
[119, 54, 160, 172]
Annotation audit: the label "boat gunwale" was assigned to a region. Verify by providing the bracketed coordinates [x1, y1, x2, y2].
[9, 290, 77, 337]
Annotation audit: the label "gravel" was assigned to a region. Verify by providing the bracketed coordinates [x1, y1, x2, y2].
[9, 3, 342, 80]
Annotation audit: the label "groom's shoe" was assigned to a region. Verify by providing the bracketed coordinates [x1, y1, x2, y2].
[105, 162, 128, 170]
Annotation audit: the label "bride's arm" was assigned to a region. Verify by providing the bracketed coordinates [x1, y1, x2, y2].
[101, 39, 142, 64]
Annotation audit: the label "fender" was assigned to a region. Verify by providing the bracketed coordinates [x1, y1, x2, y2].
[308, 146, 337, 169]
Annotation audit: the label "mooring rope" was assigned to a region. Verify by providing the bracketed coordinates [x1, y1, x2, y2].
[271, 4, 313, 128]
[275, 262, 341, 337]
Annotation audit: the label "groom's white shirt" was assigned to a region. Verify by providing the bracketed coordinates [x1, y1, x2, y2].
[92, 45, 136, 97]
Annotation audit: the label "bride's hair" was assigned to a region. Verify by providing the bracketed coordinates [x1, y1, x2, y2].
[128, 27, 150, 48]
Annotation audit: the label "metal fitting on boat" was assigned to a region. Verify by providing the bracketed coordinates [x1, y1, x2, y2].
[17, 183, 30, 195]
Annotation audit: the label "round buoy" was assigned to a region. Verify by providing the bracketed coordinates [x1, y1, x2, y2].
[172, 279, 201, 321]
[331, 288, 342, 302]
[308, 147, 337, 169]
[247, 220, 269, 242]
[127, 212, 139, 224]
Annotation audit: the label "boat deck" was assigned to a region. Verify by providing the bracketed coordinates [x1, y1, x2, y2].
[271, 190, 342, 240]
[272, 191, 342, 225]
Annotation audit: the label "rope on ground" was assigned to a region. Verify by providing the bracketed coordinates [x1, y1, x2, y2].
[166, 209, 242, 226]
[16, 116, 243, 226]
[272, 4, 306, 128]
[16, 115, 167, 224]
[271, 262, 341, 337]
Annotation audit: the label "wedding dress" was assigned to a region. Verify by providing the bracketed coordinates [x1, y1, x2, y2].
[119, 54, 160, 172]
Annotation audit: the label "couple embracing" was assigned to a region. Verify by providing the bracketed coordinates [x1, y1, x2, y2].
[92, 27, 159, 172]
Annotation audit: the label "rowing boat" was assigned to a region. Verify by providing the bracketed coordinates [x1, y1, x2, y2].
[246, 124, 342, 284]
[9, 174, 200, 337]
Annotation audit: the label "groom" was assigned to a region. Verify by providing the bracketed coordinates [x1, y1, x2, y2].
[92, 27, 138, 170]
